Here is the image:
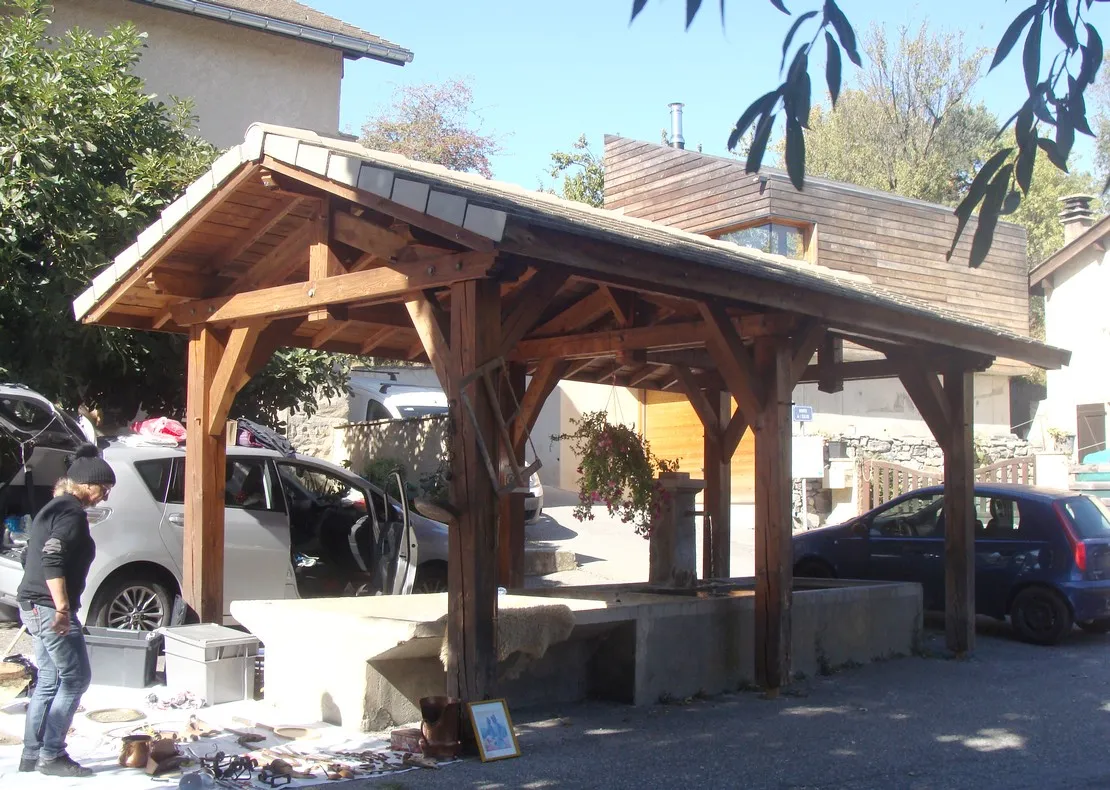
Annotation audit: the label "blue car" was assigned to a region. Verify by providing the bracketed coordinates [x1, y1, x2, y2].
[792, 484, 1110, 645]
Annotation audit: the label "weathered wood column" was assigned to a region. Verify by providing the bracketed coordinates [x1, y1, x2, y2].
[943, 368, 975, 655]
[446, 278, 501, 700]
[499, 362, 527, 588]
[752, 337, 793, 691]
[703, 384, 732, 579]
[183, 326, 227, 622]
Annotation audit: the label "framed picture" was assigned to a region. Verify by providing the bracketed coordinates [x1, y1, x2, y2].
[467, 699, 520, 762]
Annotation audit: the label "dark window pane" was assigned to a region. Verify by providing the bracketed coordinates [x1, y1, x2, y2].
[396, 405, 448, 418]
[226, 459, 274, 511]
[721, 224, 771, 253]
[870, 494, 943, 537]
[975, 496, 1024, 540]
[167, 460, 184, 505]
[771, 224, 805, 258]
[1062, 496, 1110, 539]
[134, 460, 172, 504]
[365, 400, 392, 421]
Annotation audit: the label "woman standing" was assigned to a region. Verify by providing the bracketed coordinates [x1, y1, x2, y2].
[16, 444, 115, 778]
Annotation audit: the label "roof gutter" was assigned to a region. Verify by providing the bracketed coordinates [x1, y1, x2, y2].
[129, 0, 414, 65]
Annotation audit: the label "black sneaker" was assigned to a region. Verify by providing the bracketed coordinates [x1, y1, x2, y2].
[38, 753, 94, 777]
[19, 756, 37, 772]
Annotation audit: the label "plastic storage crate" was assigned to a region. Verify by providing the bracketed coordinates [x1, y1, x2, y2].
[84, 627, 162, 688]
[159, 624, 259, 705]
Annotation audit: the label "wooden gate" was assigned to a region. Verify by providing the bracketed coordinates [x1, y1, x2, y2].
[858, 456, 1036, 513]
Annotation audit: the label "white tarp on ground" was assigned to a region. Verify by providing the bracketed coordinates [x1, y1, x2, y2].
[0, 682, 445, 788]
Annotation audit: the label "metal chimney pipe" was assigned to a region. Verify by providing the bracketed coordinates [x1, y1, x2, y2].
[668, 102, 685, 149]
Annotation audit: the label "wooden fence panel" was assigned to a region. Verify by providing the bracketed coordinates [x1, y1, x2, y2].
[857, 456, 1036, 513]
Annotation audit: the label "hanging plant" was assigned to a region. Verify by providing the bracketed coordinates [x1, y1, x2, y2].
[555, 411, 678, 538]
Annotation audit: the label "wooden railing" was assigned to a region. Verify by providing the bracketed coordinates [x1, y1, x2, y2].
[858, 456, 1037, 513]
[858, 459, 942, 514]
[974, 457, 1035, 485]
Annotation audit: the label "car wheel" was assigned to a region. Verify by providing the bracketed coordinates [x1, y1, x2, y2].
[91, 574, 173, 632]
[794, 559, 835, 579]
[1077, 618, 1110, 634]
[1010, 586, 1073, 645]
[412, 562, 448, 594]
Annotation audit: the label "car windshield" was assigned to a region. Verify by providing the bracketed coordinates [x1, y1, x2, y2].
[1061, 496, 1110, 539]
[395, 404, 448, 418]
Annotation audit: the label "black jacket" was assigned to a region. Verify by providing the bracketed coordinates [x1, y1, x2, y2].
[16, 494, 96, 611]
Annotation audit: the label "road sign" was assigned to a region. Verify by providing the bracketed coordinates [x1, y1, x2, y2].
[792, 404, 814, 423]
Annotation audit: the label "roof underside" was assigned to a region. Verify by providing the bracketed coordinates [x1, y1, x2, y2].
[73, 124, 1070, 388]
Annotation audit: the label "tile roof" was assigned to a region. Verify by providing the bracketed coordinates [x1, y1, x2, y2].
[73, 124, 1070, 371]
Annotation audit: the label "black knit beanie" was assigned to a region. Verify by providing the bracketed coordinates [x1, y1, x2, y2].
[66, 444, 116, 487]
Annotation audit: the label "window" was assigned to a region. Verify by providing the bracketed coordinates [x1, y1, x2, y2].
[135, 460, 173, 503]
[1061, 496, 1110, 539]
[396, 404, 449, 419]
[870, 494, 943, 538]
[276, 462, 378, 518]
[975, 496, 1023, 539]
[719, 222, 807, 260]
[225, 459, 277, 511]
[365, 400, 393, 421]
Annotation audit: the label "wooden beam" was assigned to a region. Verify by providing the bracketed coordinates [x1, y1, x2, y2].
[307, 202, 345, 322]
[310, 318, 349, 349]
[359, 326, 400, 356]
[184, 326, 227, 622]
[148, 271, 222, 299]
[752, 336, 792, 693]
[501, 223, 1069, 371]
[261, 157, 496, 253]
[172, 253, 495, 326]
[224, 219, 315, 293]
[213, 195, 307, 271]
[818, 334, 844, 394]
[239, 318, 300, 388]
[512, 321, 705, 361]
[703, 383, 732, 579]
[445, 278, 501, 702]
[499, 267, 570, 356]
[672, 365, 720, 439]
[599, 285, 634, 327]
[699, 302, 764, 420]
[722, 410, 749, 460]
[898, 368, 952, 444]
[943, 368, 976, 656]
[789, 322, 826, 386]
[531, 289, 614, 337]
[512, 358, 568, 452]
[207, 322, 264, 435]
[86, 164, 261, 324]
[565, 357, 600, 379]
[405, 292, 454, 387]
[627, 365, 659, 388]
[332, 210, 411, 260]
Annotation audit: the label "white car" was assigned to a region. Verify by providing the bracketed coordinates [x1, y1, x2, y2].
[0, 441, 450, 630]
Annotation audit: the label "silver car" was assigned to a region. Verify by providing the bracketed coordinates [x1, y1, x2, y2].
[0, 441, 450, 630]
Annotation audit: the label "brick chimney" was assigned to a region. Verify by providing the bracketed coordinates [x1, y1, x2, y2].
[1059, 194, 1096, 244]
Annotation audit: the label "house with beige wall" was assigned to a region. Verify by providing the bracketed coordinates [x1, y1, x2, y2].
[1030, 195, 1108, 461]
[49, 0, 412, 147]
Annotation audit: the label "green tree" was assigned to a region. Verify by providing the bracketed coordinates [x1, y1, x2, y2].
[546, 134, 605, 208]
[361, 78, 502, 178]
[0, 0, 346, 426]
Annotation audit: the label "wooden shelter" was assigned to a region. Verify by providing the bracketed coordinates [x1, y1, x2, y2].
[74, 125, 1070, 701]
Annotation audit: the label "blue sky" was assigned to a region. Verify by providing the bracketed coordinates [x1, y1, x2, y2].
[308, 0, 1097, 189]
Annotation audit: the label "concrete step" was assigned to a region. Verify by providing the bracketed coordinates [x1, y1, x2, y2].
[523, 545, 578, 577]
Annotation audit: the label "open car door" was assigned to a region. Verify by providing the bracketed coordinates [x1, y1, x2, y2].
[375, 471, 418, 596]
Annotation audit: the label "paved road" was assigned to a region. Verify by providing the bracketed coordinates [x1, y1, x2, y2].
[348, 625, 1110, 790]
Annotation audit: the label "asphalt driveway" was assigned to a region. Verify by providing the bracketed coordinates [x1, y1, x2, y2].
[350, 624, 1110, 790]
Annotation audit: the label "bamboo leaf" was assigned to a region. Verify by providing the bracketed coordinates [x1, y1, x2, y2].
[1079, 24, 1104, 87]
[990, 5, 1038, 71]
[769, 0, 790, 13]
[728, 90, 778, 151]
[968, 166, 1013, 268]
[825, 32, 843, 104]
[1052, 0, 1079, 51]
[631, 0, 649, 22]
[1001, 190, 1022, 215]
[1038, 136, 1069, 171]
[685, 0, 703, 29]
[825, 1, 861, 66]
[1015, 147, 1035, 194]
[785, 116, 806, 190]
[781, 10, 819, 70]
[946, 148, 1013, 260]
[746, 112, 776, 173]
[1023, 12, 1043, 93]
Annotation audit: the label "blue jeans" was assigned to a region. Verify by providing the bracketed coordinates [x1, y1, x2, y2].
[20, 603, 91, 762]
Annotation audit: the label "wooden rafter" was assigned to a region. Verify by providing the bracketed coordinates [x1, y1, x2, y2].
[211, 195, 308, 272]
[818, 333, 844, 394]
[530, 289, 613, 336]
[499, 267, 569, 356]
[672, 365, 721, 439]
[511, 358, 567, 451]
[565, 357, 600, 379]
[359, 326, 400, 356]
[898, 368, 952, 443]
[599, 285, 635, 327]
[626, 365, 659, 388]
[405, 292, 454, 386]
[171, 253, 494, 326]
[512, 321, 705, 361]
[207, 323, 264, 435]
[86, 164, 262, 324]
[699, 302, 765, 419]
[332, 210, 411, 260]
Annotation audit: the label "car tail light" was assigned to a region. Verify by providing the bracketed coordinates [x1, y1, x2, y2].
[86, 507, 112, 526]
[1054, 502, 1087, 573]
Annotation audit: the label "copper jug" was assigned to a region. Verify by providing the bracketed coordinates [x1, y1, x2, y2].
[118, 734, 152, 768]
[419, 695, 461, 759]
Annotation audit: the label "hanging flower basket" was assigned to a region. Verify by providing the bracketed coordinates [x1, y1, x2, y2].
[555, 411, 678, 538]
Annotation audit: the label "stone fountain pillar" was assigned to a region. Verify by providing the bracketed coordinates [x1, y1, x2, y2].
[648, 472, 705, 588]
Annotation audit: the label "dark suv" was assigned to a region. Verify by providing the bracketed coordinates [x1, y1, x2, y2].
[792, 484, 1110, 645]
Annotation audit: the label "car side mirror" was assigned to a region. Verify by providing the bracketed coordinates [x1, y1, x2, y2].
[851, 519, 868, 537]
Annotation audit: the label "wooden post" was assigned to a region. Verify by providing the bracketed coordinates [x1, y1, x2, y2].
[943, 368, 975, 655]
[703, 383, 732, 579]
[753, 337, 792, 692]
[446, 278, 501, 701]
[499, 362, 527, 588]
[184, 326, 227, 622]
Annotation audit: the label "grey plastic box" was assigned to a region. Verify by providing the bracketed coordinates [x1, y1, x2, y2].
[159, 624, 259, 705]
[84, 627, 162, 688]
